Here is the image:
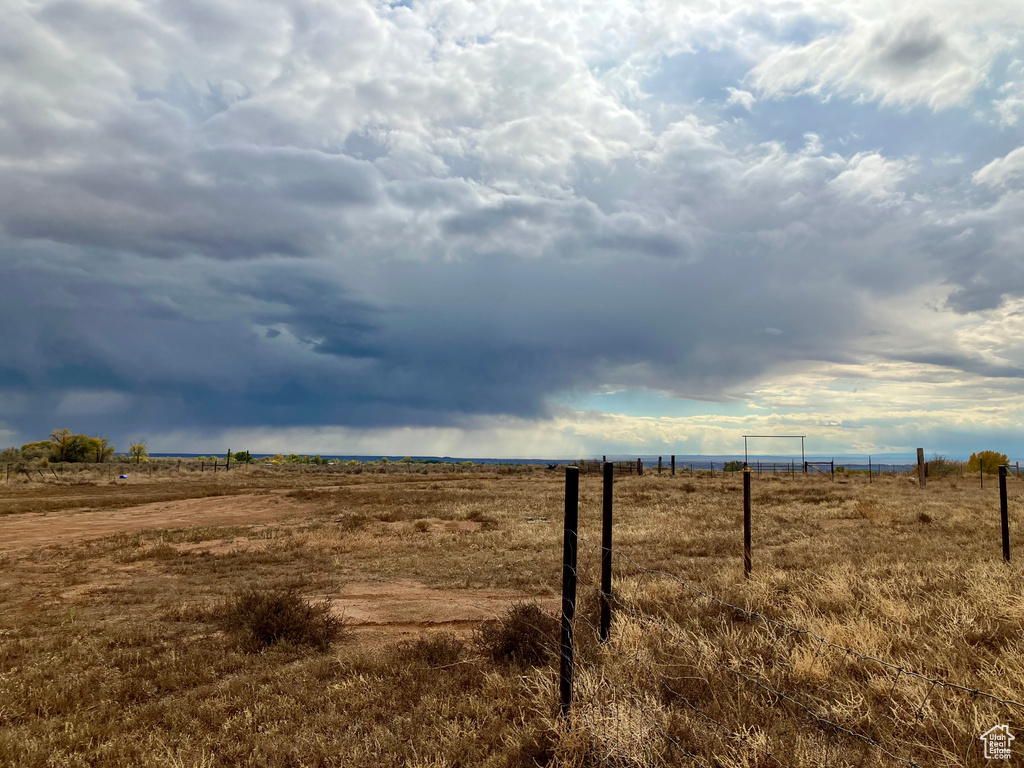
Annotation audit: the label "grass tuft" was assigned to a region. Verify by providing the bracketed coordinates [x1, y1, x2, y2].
[397, 632, 466, 667]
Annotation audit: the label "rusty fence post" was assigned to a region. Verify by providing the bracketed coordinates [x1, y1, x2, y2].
[560, 466, 579, 716]
[1000, 465, 1010, 563]
[601, 461, 613, 643]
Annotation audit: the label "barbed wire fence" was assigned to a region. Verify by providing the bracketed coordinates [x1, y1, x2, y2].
[552, 465, 1022, 767]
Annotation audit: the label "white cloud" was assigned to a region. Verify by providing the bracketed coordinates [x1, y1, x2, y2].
[726, 87, 756, 110]
[829, 152, 909, 202]
[973, 146, 1024, 188]
[750, 9, 1021, 111]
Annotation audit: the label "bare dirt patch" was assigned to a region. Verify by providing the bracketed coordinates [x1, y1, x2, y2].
[0, 493, 304, 551]
[331, 580, 559, 645]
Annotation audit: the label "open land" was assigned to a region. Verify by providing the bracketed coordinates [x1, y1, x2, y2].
[0, 464, 1021, 766]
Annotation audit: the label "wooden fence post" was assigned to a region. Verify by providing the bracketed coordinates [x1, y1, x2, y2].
[658, 457, 662, 474]
[917, 448, 926, 487]
[637, 458, 643, 477]
[560, 467, 579, 715]
[601, 462, 613, 643]
[1000, 465, 1010, 562]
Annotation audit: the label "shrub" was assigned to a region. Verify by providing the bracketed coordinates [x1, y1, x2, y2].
[476, 602, 559, 668]
[927, 455, 961, 478]
[0, 447, 22, 465]
[723, 461, 744, 472]
[20, 441, 53, 461]
[967, 451, 1008, 474]
[221, 587, 345, 652]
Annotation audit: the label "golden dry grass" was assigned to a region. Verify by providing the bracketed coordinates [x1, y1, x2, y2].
[0, 467, 1020, 766]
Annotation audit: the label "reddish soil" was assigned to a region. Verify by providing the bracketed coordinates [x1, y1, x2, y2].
[331, 581, 559, 645]
[0, 494, 304, 551]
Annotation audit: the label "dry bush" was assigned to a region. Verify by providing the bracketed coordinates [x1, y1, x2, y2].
[220, 587, 345, 652]
[477, 602, 559, 668]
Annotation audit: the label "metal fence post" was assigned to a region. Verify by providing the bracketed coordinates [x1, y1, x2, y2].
[560, 466, 579, 716]
[743, 468, 752, 579]
[601, 462, 613, 643]
[671, 455, 675, 476]
[1000, 465, 1010, 563]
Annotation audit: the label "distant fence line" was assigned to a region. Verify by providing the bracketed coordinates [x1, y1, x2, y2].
[1, 457, 535, 483]
[575, 456, 920, 479]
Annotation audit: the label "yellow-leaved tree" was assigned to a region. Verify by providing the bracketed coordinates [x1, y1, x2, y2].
[967, 451, 1008, 474]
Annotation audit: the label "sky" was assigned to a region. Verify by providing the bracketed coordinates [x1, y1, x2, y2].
[2, 0, 1024, 459]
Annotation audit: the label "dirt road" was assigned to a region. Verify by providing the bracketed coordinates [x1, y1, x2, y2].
[0, 493, 304, 551]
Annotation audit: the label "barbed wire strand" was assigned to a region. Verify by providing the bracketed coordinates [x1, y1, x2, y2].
[569, 560, 797, 767]
[567, 536, 1015, 766]
[571, 563, 925, 768]
[566, 541, 791, 766]
[566, 577, 788, 767]
[592, 543, 1024, 711]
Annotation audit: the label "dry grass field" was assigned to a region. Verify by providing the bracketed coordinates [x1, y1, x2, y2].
[0, 464, 1021, 767]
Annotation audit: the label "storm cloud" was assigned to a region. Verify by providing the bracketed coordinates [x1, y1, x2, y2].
[2, 0, 1024, 455]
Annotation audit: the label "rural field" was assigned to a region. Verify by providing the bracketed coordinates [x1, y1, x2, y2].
[0, 464, 1021, 767]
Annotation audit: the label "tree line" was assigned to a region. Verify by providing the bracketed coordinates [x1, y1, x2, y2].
[0, 429, 151, 465]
